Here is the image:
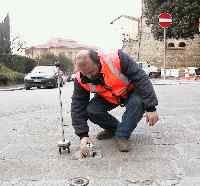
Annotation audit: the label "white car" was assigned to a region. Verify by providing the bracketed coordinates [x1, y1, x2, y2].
[137, 61, 161, 78]
[24, 66, 63, 90]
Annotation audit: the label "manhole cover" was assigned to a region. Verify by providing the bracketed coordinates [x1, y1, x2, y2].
[69, 177, 89, 186]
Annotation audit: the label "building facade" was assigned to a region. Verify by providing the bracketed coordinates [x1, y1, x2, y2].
[124, 23, 200, 68]
[111, 14, 200, 68]
[25, 38, 96, 60]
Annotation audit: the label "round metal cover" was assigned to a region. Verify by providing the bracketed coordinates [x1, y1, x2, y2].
[69, 177, 89, 186]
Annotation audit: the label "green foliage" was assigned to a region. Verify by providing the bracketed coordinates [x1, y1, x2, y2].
[144, 0, 200, 40]
[0, 64, 24, 85]
[0, 54, 36, 74]
[0, 14, 11, 55]
[8, 55, 36, 73]
[39, 53, 73, 72]
[0, 53, 11, 66]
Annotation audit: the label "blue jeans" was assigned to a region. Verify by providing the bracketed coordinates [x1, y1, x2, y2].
[86, 92, 144, 139]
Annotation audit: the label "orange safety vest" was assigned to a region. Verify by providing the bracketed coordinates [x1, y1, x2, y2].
[75, 50, 134, 105]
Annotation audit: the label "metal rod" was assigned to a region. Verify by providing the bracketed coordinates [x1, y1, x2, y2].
[57, 67, 65, 142]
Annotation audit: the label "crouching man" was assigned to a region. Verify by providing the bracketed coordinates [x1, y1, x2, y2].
[71, 49, 159, 157]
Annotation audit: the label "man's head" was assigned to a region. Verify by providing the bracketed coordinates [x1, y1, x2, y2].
[75, 50, 100, 79]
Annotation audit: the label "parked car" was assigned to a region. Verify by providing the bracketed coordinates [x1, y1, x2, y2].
[24, 66, 63, 90]
[137, 61, 161, 78]
[195, 68, 200, 76]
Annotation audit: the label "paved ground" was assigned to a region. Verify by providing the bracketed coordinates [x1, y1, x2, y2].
[0, 82, 200, 185]
[0, 84, 24, 91]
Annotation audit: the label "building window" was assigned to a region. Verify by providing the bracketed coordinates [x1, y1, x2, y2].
[168, 42, 175, 48]
[179, 42, 186, 47]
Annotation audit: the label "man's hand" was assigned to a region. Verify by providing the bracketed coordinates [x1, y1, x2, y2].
[80, 137, 94, 158]
[146, 111, 159, 126]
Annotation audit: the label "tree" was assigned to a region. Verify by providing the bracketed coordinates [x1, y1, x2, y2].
[144, 0, 200, 40]
[0, 14, 11, 66]
[10, 35, 26, 55]
[39, 53, 73, 72]
[0, 14, 36, 77]
[0, 14, 10, 55]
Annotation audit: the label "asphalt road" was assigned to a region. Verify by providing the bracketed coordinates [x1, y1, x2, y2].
[0, 82, 200, 185]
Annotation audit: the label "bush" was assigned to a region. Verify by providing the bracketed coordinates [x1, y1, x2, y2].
[0, 54, 36, 74]
[39, 53, 73, 72]
[14, 72, 24, 83]
[0, 64, 24, 85]
[0, 74, 9, 85]
[9, 55, 36, 73]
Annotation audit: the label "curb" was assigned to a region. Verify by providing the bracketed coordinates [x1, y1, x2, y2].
[152, 83, 179, 85]
[0, 87, 24, 91]
[152, 81, 200, 85]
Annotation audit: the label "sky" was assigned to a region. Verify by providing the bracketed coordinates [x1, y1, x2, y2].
[0, 0, 141, 50]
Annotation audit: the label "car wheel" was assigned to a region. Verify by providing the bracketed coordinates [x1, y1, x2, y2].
[149, 72, 153, 78]
[43, 85, 50, 89]
[25, 86, 31, 90]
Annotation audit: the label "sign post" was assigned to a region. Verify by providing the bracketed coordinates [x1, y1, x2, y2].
[199, 18, 200, 32]
[159, 13, 173, 80]
[163, 28, 166, 80]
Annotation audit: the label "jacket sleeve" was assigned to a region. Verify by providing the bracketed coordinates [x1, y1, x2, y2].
[71, 78, 90, 138]
[118, 50, 158, 111]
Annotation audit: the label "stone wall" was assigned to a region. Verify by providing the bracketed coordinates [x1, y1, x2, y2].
[124, 19, 200, 68]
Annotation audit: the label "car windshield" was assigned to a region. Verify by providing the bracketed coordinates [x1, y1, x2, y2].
[31, 66, 56, 74]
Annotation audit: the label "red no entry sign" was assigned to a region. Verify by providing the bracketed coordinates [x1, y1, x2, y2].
[159, 12, 173, 28]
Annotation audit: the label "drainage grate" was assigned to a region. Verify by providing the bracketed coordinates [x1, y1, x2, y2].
[69, 177, 89, 186]
[131, 134, 154, 145]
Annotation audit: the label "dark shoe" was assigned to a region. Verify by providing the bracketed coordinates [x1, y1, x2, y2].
[96, 129, 115, 140]
[115, 138, 130, 152]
